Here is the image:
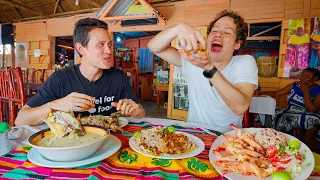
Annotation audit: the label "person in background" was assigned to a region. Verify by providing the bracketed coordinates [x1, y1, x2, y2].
[310, 18, 320, 70]
[148, 10, 258, 131]
[262, 68, 320, 141]
[287, 26, 310, 78]
[15, 18, 145, 126]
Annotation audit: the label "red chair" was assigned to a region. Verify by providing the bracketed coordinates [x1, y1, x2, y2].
[24, 68, 45, 100]
[0, 68, 10, 123]
[242, 108, 250, 128]
[2, 67, 26, 126]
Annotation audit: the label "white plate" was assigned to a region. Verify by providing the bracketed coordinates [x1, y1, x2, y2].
[27, 135, 121, 168]
[209, 128, 315, 180]
[118, 117, 129, 127]
[129, 131, 205, 159]
[101, 116, 128, 128]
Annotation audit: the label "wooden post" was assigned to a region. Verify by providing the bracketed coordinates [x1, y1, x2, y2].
[11, 44, 15, 68]
[2, 46, 5, 68]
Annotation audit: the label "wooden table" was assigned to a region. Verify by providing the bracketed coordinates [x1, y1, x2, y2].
[155, 84, 169, 108]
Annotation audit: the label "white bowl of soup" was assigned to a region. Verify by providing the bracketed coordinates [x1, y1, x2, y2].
[28, 126, 109, 162]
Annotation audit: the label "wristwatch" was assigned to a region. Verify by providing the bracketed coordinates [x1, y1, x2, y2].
[203, 66, 217, 78]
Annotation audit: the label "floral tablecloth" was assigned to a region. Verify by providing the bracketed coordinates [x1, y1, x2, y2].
[0, 121, 224, 180]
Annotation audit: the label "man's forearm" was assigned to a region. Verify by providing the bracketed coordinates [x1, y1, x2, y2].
[209, 71, 252, 115]
[15, 102, 57, 126]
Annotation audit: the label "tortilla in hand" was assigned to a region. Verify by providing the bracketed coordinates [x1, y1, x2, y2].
[43, 109, 84, 138]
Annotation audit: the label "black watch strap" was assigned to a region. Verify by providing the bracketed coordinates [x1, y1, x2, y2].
[203, 67, 217, 78]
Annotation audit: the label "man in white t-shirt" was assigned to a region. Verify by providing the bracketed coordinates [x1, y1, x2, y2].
[148, 10, 258, 132]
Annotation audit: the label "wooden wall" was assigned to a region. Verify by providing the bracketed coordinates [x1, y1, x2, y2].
[13, 13, 96, 70]
[153, 0, 230, 27]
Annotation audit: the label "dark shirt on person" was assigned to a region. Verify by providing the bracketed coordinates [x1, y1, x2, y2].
[27, 64, 139, 117]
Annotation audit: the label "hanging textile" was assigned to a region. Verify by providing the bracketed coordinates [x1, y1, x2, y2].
[138, 48, 153, 73]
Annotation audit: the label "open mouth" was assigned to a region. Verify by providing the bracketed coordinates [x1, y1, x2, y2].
[211, 41, 223, 53]
[104, 57, 111, 62]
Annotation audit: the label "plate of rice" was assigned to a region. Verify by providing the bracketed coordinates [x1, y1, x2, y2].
[209, 126, 314, 180]
[129, 126, 205, 159]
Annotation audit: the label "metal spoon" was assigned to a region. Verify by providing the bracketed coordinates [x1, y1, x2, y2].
[87, 107, 96, 113]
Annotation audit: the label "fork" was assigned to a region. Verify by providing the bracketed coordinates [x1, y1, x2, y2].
[172, 123, 220, 136]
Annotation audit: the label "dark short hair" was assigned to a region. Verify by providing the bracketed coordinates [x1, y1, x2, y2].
[303, 67, 320, 81]
[207, 10, 248, 55]
[73, 18, 108, 57]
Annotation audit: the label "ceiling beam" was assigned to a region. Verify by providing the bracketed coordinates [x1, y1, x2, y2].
[0, 17, 8, 23]
[0, 0, 48, 17]
[14, 8, 100, 22]
[53, 0, 60, 14]
[82, 0, 101, 8]
[14, 8, 24, 19]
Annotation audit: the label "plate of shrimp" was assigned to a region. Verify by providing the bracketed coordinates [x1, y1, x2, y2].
[209, 124, 314, 180]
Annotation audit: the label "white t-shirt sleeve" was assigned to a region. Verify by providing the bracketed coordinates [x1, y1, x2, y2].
[181, 56, 187, 75]
[231, 55, 258, 88]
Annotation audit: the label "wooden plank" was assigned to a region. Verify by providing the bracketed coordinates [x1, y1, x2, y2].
[29, 56, 40, 64]
[102, 14, 156, 21]
[167, 63, 175, 119]
[16, 36, 26, 43]
[185, 0, 207, 7]
[285, 13, 303, 19]
[303, 0, 311, 18]
[279, 78, 297, 88]
[47, 16, 74, 36]
[30, 42, 40, 49]
[109, 24, 169, 32]
[311, 0, 320, 9]
[25, 22, 47, 36]
[233, 4, 285, 12]
[207, 0, 230, 5]
[310, 9, 320, 17]
[232, 0, 284, 9]
[26, 36, 50, 41]
[27, 49, 51, 56]
[207, 2, 230, 10]
[285, 9, 303, 15]
[243, 12, 285, 20]
[40, 41, 51, 49]
[233, 0, 284, 3]
[245, 18, 284, 24]
[238, 7, 284, 16]
[27, 63, 51, 69]
[285, 0, 303, 4]
[15, 23, 25, 36]
[285, 3, 303, 9]
[171, 109, 188, 121]
[259, 77, 280, 83]
[259, 83, 280, 88]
